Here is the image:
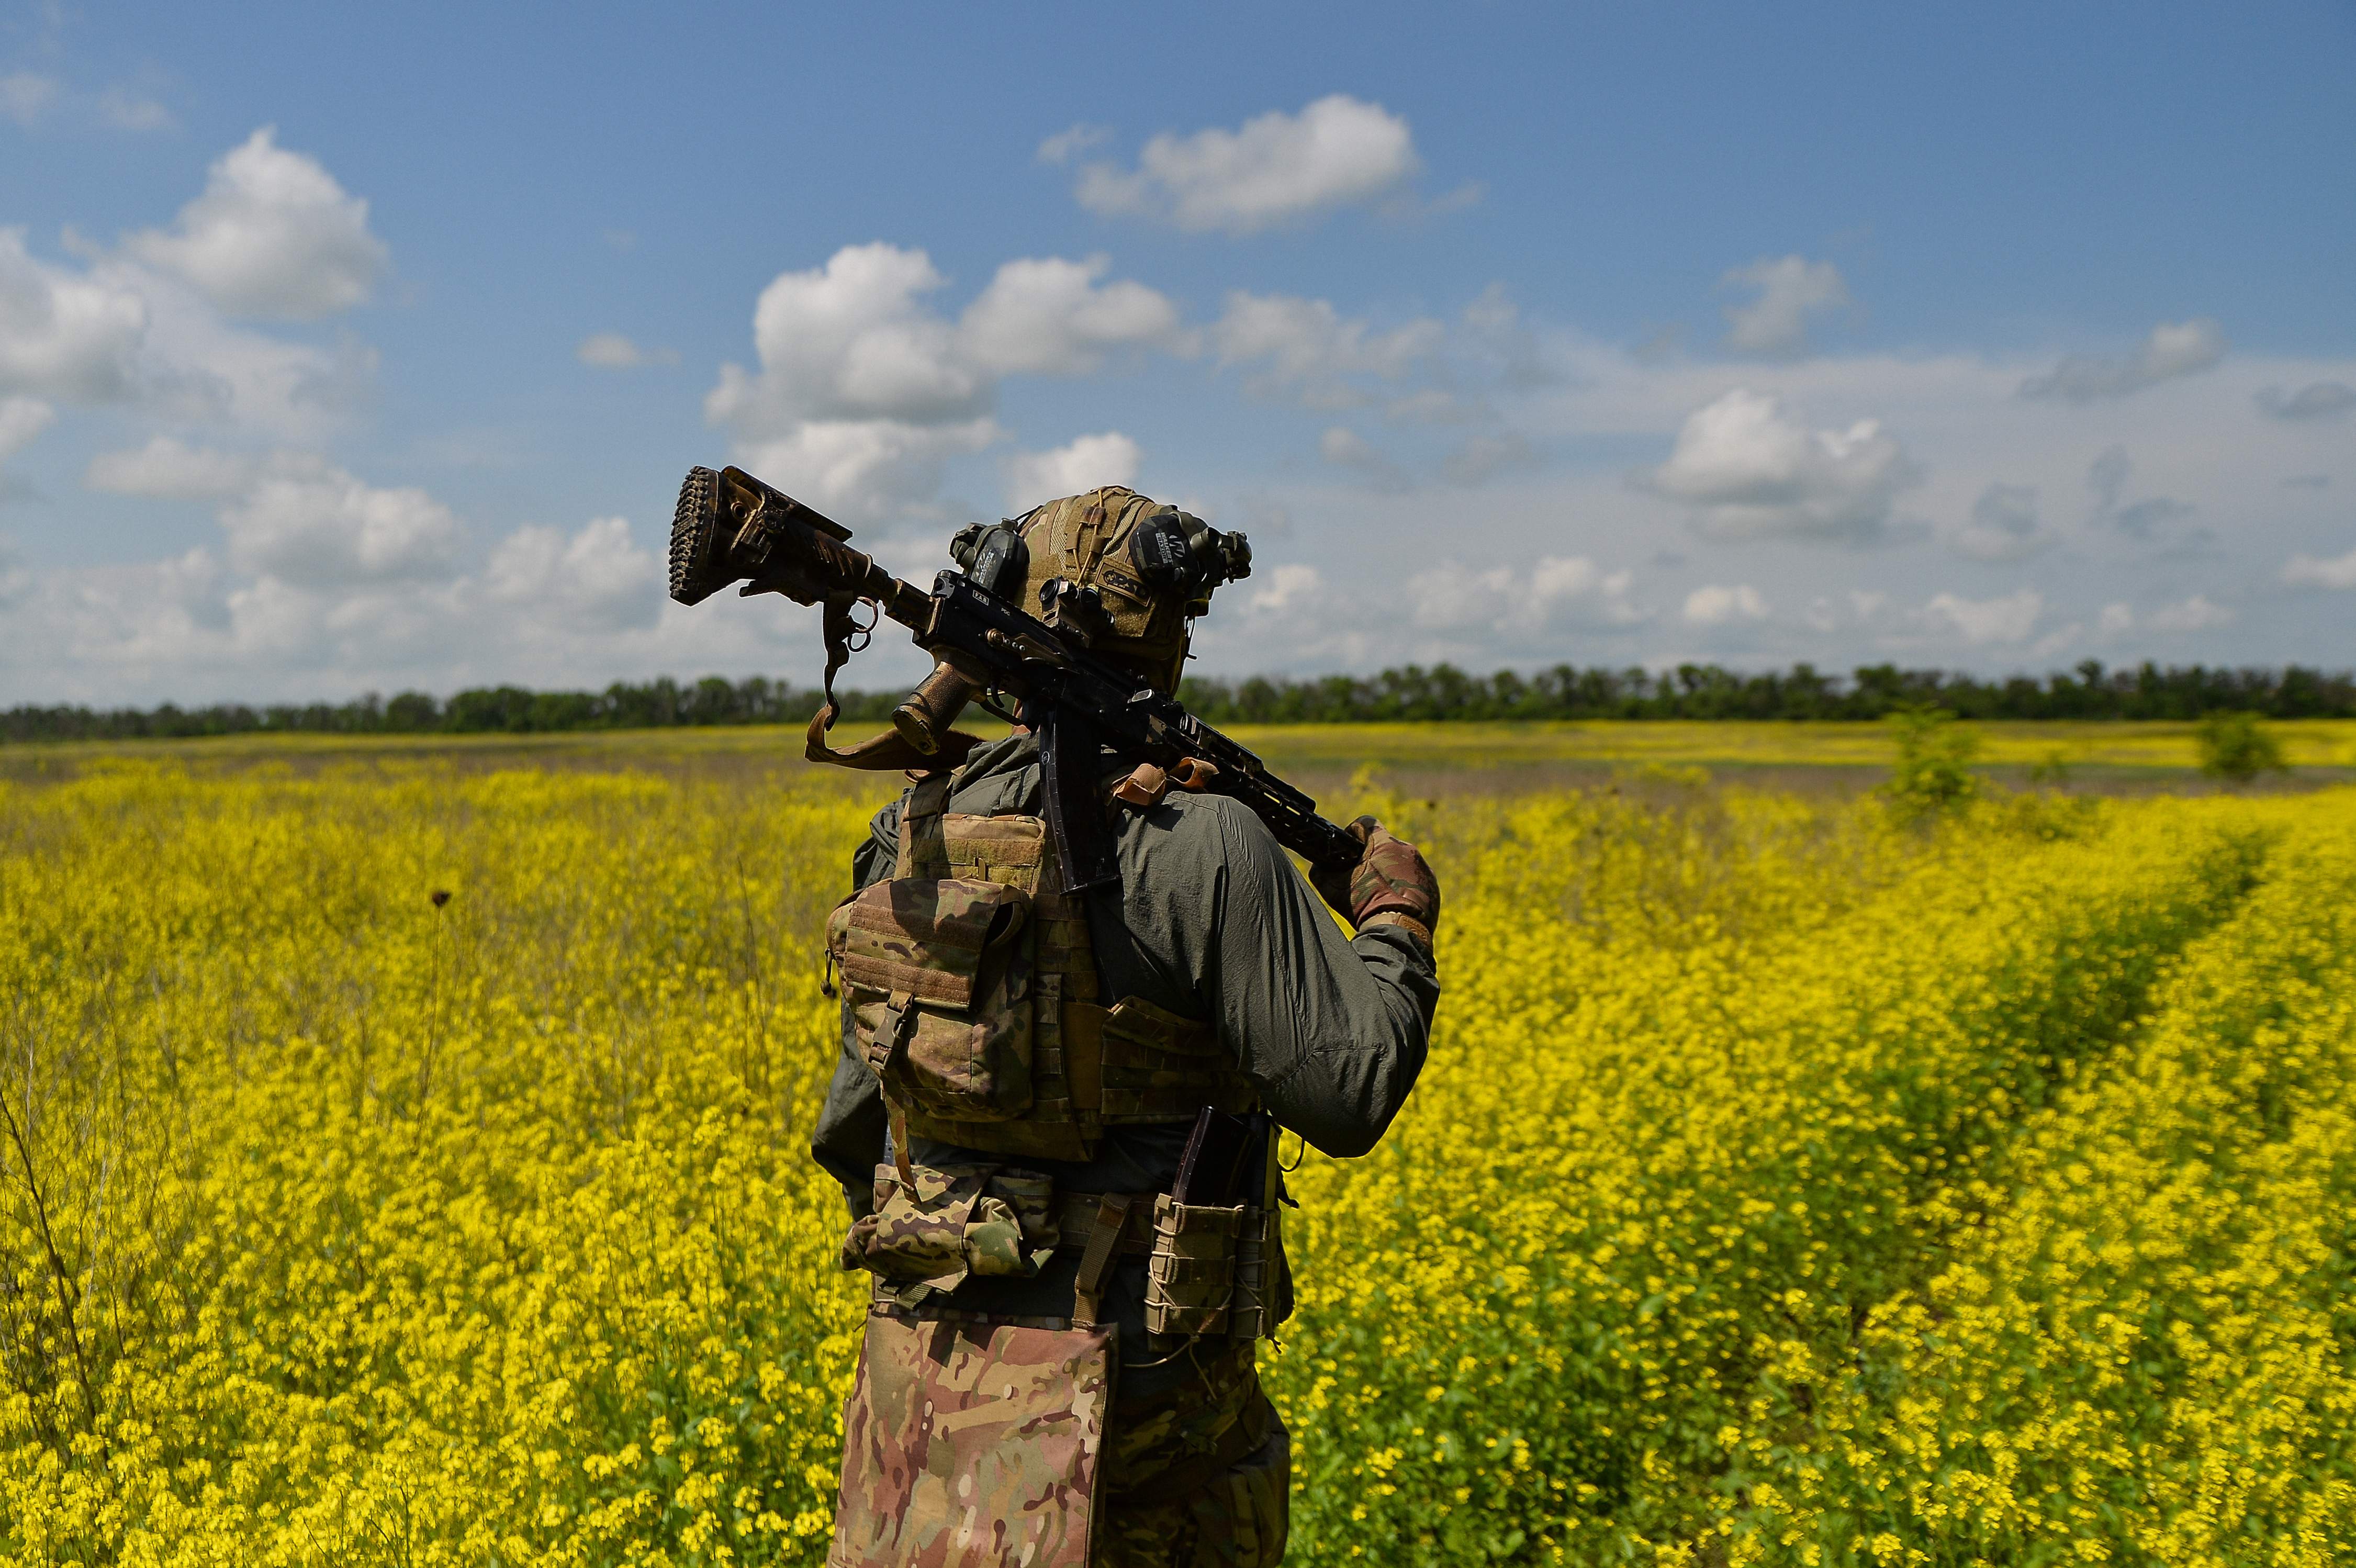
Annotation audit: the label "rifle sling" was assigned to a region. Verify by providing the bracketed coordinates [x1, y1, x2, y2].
[804, 708, 982, 771]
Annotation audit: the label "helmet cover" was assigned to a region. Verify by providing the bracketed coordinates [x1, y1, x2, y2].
[1001, 487, 1249, 693]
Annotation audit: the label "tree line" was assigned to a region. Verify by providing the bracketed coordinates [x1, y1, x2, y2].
[4, 660, 2353, 744]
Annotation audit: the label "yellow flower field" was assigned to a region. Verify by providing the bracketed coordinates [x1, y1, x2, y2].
[2, 751, 2351, 1564]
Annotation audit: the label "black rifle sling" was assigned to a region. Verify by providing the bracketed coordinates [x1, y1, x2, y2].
[1038, 703, 1123, 896]
[815, 593, 860, 733]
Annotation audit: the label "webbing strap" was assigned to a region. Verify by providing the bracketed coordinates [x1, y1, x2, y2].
[1070, 1193, 1134, 1328]
[1062, 999, 1105, 1115]
[888, 1105, 913, 1190]
[895, 774, 956, 878]
[882, 988, 919, 1189]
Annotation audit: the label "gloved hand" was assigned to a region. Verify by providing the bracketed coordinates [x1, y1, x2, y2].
[1311, 816, 1440, 944]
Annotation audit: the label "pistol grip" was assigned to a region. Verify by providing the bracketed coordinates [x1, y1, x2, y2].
[891, 661, 977, 756]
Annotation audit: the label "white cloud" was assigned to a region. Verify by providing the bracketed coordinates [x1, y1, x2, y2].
[1683, 583, 1769, 624]
[1004, 431, 1141, 509]
[2087, 444, 2130, 513]
[0, 74, 171, 132]
[1317, 426, 1377, 467]
[0, 73, 61, 127]
[706, 243, 981, 429]
[1642, 388, 1922, 542]
[1441, 431, 1535, 486]
[576, 332, 677, 369]
[1212, 292, 1442, 407]
[483, 516, 659, 630]
[0, 228, 149, 402]
[733, 417, 1000, 526]
[128, 265, 371, 439]
[2256, 380, 2355, 421]
[704, 244, 990, 524]
[2283, 547, 2356, 591]
[958, 255, 1190, 376]
[217, 455, 461, 586]
[2114, 496, 2194, 539]
[1721, 255, 1848, 356]
[1924, 587, 2043, 644]
[2099, 601, 2135, 635]
[714, 245, 1186, 424]
[1318, 425, 1410, 491]
[2145, 594, 2234, 633]
[1385, 388, 1477, 424]
[1035, 124, 1110, 165]
[1074, 95, 1420, 234]
[127, 128, 388, 320]
[3, 143, 384, 449]
[2020, 318, 2226, 402]
[1246, 562, 1323, 615]
[85, 435, 259, 499]
[1950, 481, 2054, 561]
[1411, 556, 1640, 633]
[2, 460, 825, 702]
[96, 87, 173, 132]
[704, 243, 1188, 523]
[0, 396, 54, 465]
[3, 432, 797, 701]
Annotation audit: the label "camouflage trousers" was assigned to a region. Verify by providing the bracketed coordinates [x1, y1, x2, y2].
[829, 1306, 1286, 1567]
[1097, 1339, 1288, 1567]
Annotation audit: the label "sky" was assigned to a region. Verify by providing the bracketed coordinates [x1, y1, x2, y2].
[1, 0, 2351, 705]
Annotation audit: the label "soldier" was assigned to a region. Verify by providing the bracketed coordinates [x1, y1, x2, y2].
[813, 486, 1441, 1567]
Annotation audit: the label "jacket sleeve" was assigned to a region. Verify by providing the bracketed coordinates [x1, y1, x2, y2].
[1134, 797, 1439, 1159]
[808, 799, 901, 1216]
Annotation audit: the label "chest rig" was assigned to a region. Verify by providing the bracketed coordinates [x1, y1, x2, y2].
[827, 767, 1289, 1351]
[828, 771, 1257, 1163]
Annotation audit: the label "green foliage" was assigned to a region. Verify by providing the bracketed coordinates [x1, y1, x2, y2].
[7, 658, 2356, 743]
[1881, 705, 1982, 820]
[2197, 708, 2290, 782]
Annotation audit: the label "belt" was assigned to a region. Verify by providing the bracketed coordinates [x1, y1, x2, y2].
[1057, 1190, 1159, 1257]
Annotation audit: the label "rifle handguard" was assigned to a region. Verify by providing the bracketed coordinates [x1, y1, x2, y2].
[892, 662, 978, 757]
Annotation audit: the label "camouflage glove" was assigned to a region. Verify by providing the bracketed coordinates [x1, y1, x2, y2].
[1311, 816, 1440, 947]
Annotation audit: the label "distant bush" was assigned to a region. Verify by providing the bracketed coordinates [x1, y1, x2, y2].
[2197, 709, 2288, 782]
[1882, 705, 1982, 820]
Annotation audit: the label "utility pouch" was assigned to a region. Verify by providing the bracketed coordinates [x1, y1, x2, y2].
[1143, 1196, 1276, 1340]
[829, 1312, 1112, 1568]
[841, 1163, 1059, 1289]
[828, 876, 1036, 1123]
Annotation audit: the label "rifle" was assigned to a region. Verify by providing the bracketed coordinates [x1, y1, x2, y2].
[667, 465, 1365, 894]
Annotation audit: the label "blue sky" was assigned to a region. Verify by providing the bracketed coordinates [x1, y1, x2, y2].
[2, 0, 2351, 703]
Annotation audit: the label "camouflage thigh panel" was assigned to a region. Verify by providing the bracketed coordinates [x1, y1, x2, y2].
[828, 1308, 1114, 1568]
[1096, 1347, 1289, 1568]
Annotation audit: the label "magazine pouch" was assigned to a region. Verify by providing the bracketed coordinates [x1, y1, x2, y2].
[829, 876, 1036, 1124]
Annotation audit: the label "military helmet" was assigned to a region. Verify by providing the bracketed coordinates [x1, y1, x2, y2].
[951, 487, 1250, 694]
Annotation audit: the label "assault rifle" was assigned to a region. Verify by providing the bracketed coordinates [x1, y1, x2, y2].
[666, 465, 1364, 893]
